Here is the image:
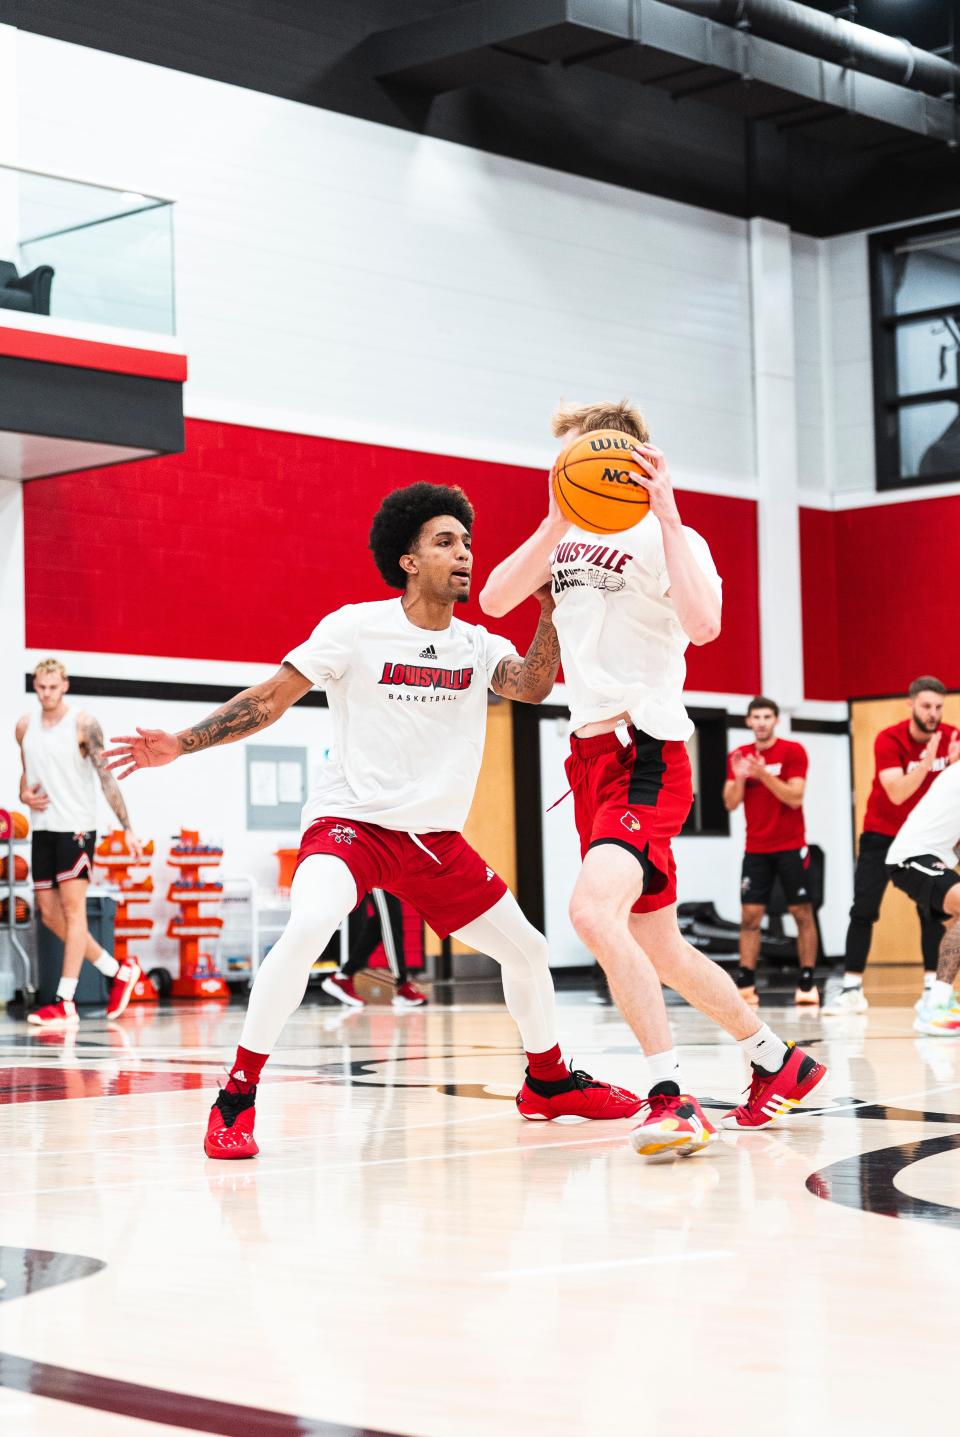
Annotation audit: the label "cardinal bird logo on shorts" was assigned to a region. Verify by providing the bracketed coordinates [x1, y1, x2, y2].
[329, 825, 356, 845]
[620, 813, 642, 833]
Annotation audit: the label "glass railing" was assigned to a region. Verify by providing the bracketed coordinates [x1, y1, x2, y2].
[0, 163, 175, 335]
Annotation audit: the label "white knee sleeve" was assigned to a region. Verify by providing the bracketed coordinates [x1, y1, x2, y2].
[239, 854, 357, 1054]
[453, 892, 557, 1052]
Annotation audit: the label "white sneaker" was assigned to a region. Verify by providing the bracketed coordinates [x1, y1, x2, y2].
[823, 984, 868, 1016]
[915, 989, 960, 1015]
[913, 1002, 960, 1037]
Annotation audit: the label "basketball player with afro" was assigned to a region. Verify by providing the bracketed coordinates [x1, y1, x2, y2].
[481, 401, 827, 1157]
[105, 483, 642, 1158]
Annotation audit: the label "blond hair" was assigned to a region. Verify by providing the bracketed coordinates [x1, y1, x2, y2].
[550, 399, 649, 443]
[33, 658, 68, 680]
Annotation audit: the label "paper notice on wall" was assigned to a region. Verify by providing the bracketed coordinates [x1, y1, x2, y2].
[249, 761, 278, 807]
[278, 761, 304, 804]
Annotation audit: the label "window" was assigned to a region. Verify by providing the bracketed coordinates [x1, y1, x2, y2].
[870, 220, 960, 490]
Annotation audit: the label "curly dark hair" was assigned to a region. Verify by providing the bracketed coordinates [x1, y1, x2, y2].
[369, 483, 475, 590]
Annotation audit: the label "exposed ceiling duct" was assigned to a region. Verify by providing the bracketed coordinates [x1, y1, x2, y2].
[662, 0, 960, 99]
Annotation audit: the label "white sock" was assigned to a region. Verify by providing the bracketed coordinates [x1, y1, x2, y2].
[94, 950, 120, 978]
[841, 974, 863, 990]
[923, 972, 936, 992]
[56, 977, 78, 1003]
[740, 1024, 788, 1074]
[931, 979, 954, 1008]
[645, 1048, 683, 1093]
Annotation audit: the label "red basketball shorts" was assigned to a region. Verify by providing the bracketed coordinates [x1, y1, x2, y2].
[295, 818, 507, 939]
[565, 727, 693, 914]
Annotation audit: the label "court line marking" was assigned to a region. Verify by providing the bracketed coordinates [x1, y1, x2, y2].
[0, 1107, 518, 1162]
[0, 1129, 637, 1200]
[4, 1080, 960, 1203]
[485, 1249, 735, 1279]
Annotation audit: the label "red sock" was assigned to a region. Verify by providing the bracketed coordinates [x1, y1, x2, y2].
[526, 1044, 569, 1083]
[225, 1045, 268, 1094]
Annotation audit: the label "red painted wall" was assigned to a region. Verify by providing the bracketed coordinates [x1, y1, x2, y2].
[24, 419, 761, 694]
[800, 497, 960, 700]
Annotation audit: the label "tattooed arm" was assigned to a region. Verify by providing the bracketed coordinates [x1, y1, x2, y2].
[489, 585, 561, 705]
[102, 663, 313, 780]
[79, 713, 143, 858]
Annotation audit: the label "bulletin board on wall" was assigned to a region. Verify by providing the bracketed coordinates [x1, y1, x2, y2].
[850, 691, 960, 967]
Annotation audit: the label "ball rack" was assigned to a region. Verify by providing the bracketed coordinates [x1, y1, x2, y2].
[0, 808, 34, 1001]
[93, 830, 158, 1003]
[167, 828, 229, 1000]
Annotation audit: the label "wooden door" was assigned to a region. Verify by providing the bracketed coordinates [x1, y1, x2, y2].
[850, 692, 960, 966]
[424, 697, 517, 957]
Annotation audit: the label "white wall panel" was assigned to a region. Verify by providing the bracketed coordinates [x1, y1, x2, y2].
[16, 35, 754, 481]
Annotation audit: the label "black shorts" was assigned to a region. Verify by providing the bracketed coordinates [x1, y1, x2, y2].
[887, 856, 960, 922]
[741, 848, 812, 907]
[32, 830, 96, 889]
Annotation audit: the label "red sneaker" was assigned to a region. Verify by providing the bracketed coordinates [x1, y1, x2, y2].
[27, 1000, 79, 1028]
[516, 1067, 643, 1122]
[204, 1088, 259, 1159]
[393, 980, 428, 1008]
[106, 961, 141, 1020]
[321, 973, 365, 1008]
[629, 1093, 718, 1159]
[721, 1042, 827, 1130]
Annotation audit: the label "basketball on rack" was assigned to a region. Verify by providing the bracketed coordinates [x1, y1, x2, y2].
[0, 854, 28, 882]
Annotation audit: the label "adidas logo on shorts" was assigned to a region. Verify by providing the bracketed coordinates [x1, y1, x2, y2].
[419, 644, 438, 659]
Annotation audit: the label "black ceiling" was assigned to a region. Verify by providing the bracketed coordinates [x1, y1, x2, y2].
[2, 0, 959, 236]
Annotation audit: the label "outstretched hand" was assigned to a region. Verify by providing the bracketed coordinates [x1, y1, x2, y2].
[103, 727, 180, 780]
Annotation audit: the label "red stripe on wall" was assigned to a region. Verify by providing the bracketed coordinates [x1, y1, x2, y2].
[0, 327, 187, 382]
[800, 497, 960, 701]
[23, 419, 761, 695]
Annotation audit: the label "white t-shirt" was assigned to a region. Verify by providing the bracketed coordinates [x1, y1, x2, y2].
[284, 598, 517, 834]
[887, 760, 960, 869]
[550, 515, 722, 739]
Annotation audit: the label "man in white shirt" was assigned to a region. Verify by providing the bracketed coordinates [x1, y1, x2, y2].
[886, 761, 960, 1036]
[105, 482, 641, 1158]
[481, 400, 827, 1157]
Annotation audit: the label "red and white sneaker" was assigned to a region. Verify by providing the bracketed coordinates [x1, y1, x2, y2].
[321, 973, 365, 1008]
[721, 1042, 827, 1130]
[106, 961, 141, 1020]
[27, 1000, 79, 1028]
[393, 980, 428, 1008]
[204, 1088, 259, 1159]
[516, 1067, 643, 1122]
[629, 1093, 718, 1159]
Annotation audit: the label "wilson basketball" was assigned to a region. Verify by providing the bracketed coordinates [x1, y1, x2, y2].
[552, 429, 650, 534]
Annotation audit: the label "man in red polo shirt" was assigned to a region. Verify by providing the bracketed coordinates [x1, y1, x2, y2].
[825, 676, 960, 1015]
[724, 697, 818, 1006]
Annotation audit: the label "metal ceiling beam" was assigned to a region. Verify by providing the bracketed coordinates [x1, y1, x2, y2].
[358, 0, 959, 146]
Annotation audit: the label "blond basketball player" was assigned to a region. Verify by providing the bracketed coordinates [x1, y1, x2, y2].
[481, 400, 827, 1157]
[105, 483, 642, 1159]
[17, 658, 145, 1026]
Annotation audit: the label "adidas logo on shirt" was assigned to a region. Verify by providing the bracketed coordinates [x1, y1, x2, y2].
[419, 644, 438, 659]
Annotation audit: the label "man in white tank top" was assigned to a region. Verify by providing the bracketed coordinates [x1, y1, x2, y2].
[16, 658, 144, 1027]
[481, 400, 827, 1156]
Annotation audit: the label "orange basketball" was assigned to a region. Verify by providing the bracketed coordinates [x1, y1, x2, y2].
[0, 896, 31, 924]
[0, 854, 28, 881]
[552, 429, 650, 534]
[11, 810, 29, 838]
